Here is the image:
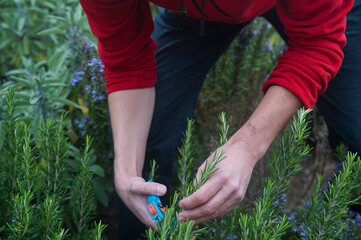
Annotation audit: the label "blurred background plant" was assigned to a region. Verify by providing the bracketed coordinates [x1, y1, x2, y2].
[0, 0, 111, 209]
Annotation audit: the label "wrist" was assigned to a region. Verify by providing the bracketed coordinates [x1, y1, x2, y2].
[113, 157, 142, 184]
[229, 85, 301, 162]
[228, 122, 269, 163]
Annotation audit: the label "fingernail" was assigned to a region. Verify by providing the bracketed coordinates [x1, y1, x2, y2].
[157, 185, 166, 195]
[179, 202, 184, 209]
[178, 216, 185, 221]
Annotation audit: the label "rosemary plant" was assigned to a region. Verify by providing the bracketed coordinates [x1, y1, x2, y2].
[176, 118, 196, 198]
[302, 152, 361, 239]
[71, 136, 97, 239]
[0, 89, 106, 239]
[239, 108, 312, 239]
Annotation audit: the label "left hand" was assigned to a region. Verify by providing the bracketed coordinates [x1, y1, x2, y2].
[177, 137, 259, 225]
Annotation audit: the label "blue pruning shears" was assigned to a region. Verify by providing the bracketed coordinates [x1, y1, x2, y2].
[146, 179, 177, 227]
[146, 179, 165, 225]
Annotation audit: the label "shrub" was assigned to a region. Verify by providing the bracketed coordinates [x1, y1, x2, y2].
[0, 0, 111, 206]
[145, 109, 361, 239]
[0, 88, 106, 239]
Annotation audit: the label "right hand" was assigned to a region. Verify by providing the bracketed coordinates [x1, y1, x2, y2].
[114, 175, 167, 229]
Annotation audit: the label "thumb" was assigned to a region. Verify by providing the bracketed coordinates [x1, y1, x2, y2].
[129, 178, 167, 196]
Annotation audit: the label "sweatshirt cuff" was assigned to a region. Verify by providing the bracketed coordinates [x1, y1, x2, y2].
[105, 68, 157, 93]
[262, 77, 315, 109]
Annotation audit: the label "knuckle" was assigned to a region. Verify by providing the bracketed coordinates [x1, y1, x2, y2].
[203, 205, 215, 215]
[194, 194, 207, 204]
[228, 182, 239, 194]
[213, 210, 221, 218]
[235, 192, 244, 202]
[217, 173, 227, 182]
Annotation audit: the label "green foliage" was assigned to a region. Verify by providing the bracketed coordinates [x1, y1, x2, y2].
[0, 88, 106, 239]
[0, 0, 88, 75]
[146, 113, 230, 239]
[71, 136, 97, 239]
[39, 115, 69, 203]
[0, 0, 110, 207]
[301, 153, 361, 239]
[145, 108, 361, 239]
[39, 196, 65, 239]
[7, 190, 36, 240]
[147, 159, 160, 181]
[146, 192, 205, 240]
[176, 119, 196, 198]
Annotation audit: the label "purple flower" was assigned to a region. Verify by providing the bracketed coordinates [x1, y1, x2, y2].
[281, 194, 287, 201]
[300, 224, 307, 237]
[94, 94, 106, 101]
[71, 70, 85, 86]
[356, 214, 361, 227]
[75, 115, 88, 129]
[84, 40, 93, 52]
[85, 84, 91, 93]
[304, 200, 311, 207]
[262, 43, 273, 52]
[88, 56, 104, 70]
[88, 57, 99, 66]
[227, 234, 237, 239]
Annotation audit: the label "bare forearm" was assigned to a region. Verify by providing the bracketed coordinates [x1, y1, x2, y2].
[108, 87, 155, 180]
[230, 85, 302, 161]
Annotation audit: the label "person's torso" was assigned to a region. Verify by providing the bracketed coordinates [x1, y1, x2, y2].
[150, 0, 277, 23]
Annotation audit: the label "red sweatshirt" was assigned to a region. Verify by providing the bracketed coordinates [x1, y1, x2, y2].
[80, 0, 353, 109]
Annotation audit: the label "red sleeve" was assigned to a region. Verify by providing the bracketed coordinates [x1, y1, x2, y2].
[79, 0, 157, 93]
[262, 0, 354, 109]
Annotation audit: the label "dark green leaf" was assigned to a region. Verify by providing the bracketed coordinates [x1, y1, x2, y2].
[29, 95, 41, 104]
[37, 27, 65, 36]
[51, 97, 81, 109]
[49, 49, 68, 73]
[0, 38, 11, 50]
[89, 164, 105, 177]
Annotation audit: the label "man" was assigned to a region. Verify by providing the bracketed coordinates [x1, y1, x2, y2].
[79, 0, 354, 239]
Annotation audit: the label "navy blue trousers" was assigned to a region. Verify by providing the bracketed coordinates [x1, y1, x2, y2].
[317, 0, 361, 154]
[114, 2, 361, 239]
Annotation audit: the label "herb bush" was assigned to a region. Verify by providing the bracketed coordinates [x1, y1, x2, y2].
[145, 109, 361, 240]
[0, 88, 106, 239]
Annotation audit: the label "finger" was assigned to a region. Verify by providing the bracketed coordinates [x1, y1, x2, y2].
[129, 178, 167, 196]
[127, 194, 159, 229]
[186, 194, 237, 225]
[178, 186, 232, 221]
[179, 174, 223, 210]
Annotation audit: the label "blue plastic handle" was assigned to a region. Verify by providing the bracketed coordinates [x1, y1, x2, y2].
[146, 179, 164, 225]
